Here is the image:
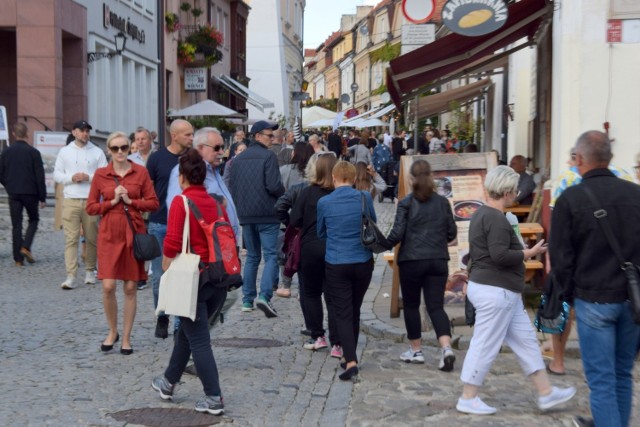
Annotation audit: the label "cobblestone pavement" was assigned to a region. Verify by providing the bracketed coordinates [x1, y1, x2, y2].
[1, 197, 639, 426]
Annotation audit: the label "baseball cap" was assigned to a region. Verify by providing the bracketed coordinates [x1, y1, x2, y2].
[72, 120, 92, 130]
[251, 120, 278, 135]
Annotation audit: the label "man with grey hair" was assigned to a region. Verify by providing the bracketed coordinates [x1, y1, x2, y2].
[165, 127, 240, 242]
[269, 128, 285, 158]
[308, 134, 325, 153]
[129, 127, 155, 166]
[550, 130, 640, 427]
[146, 119, 193, 338]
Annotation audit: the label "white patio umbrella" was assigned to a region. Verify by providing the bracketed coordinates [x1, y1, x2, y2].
[168, 99, 245, 118]
[305, 118, 334, 128]
[301, 106, 337, 125]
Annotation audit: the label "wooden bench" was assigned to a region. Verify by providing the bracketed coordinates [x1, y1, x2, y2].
[384, 253, 545, 316]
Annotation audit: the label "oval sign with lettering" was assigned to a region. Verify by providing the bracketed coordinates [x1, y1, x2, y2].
[401, 0, 436, 24]
[442, 0, 509, 37]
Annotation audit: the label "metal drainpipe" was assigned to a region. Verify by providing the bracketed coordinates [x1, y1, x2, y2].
[158, 0, 165, 146]
[501, 64, 509, 162]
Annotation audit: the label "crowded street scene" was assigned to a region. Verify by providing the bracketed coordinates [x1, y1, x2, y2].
[1, 0, 640, 426]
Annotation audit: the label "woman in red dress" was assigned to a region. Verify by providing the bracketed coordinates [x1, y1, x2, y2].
[87, 131, 158, 354]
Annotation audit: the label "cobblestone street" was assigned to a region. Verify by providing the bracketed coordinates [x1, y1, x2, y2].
[1, 198, 638, 426]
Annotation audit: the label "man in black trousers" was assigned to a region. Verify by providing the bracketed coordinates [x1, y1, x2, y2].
[0, 122, 47, 266]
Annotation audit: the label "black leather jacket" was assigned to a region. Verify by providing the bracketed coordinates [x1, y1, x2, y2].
[384, 194, 457, 262]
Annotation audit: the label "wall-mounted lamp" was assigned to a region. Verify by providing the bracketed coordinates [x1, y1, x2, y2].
[87, 32, 127, 63]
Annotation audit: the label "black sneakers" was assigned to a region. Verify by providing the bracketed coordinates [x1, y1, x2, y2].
[155, 317, 169, 339]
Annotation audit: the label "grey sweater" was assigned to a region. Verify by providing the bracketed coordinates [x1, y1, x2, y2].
[468, 205, 525, 293]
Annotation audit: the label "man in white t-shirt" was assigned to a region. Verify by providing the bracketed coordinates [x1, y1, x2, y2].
[53, 120, 108, 289]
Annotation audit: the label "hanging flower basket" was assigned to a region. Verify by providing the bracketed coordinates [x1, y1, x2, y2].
[177, 24, 224, 67]
[165, 12, 181, 33]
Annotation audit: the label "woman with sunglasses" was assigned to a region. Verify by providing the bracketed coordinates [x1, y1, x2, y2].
[86, 131, 158, 355]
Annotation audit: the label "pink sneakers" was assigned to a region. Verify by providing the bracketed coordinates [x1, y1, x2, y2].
[303, 336, 328, 350]
[330, 345, 343, 358]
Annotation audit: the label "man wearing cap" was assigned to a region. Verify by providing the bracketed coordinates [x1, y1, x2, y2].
[228, 120, 285, 318]
[53, 120, 108, 289]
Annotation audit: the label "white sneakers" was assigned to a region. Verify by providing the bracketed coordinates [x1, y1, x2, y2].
[60, 271, 98, 289]
[60, 276, 76, 290]
[456, 386, 576, 416]
[537, 386, 576, 411]
[400, 348, 425, 363]
[84, 270, 97, 285]
[456, 396, 497, 415]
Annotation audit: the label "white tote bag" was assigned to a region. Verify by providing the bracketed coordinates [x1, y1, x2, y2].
[156, 195, 201, 321]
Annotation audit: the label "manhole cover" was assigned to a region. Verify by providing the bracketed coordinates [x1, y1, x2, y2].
[109, 407, 221, 426]
[212, 338, 284, 348]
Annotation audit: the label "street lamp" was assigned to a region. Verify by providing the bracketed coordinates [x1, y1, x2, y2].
[350, 82, 359, 109]
[87, 31, 127, 63]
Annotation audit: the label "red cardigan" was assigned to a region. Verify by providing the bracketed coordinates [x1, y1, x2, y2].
[164, 185, 229, 259]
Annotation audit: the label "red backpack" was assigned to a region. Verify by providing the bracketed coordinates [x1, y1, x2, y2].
[186, 198, 242, 291]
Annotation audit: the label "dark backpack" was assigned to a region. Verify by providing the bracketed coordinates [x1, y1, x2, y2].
[186, 198, 242, 291]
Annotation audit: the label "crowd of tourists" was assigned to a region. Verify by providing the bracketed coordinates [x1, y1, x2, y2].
[2, 119, 639, 426]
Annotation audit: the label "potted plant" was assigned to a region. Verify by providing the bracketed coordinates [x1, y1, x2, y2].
[165, 12, 180, 33]
[177, 24, 224, 67]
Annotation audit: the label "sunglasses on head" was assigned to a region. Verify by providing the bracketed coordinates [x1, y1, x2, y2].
[109, 144, 130, 153]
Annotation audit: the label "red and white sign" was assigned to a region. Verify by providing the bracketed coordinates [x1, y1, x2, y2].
[345, 108, 359, 119]
[401, 0, 436, 24]
[608, 20, 623, 43]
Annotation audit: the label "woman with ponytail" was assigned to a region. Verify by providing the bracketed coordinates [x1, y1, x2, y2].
[382, 159, 458, 371]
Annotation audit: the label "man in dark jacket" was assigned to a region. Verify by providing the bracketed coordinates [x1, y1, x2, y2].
[549, 130, 640, 427]
[229, 120, 285, 318]
[0, 123, 47, 266]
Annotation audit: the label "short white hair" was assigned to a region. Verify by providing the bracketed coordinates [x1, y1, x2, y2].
[193, 127, 221, 147]
[484, 165, 519, 200]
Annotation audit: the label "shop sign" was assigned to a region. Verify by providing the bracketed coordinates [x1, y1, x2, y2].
[103, 3, 146, 44]
[608, 20, 623, 43]
[185, 68, 207, 92]
[442, 0, 509, 37]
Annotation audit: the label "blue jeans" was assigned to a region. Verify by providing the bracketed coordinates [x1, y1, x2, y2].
[148, 222, 167, 319]
[241, 223, 279, 304]
[164, 285, 227, 396]
[574, 298, 640, 427]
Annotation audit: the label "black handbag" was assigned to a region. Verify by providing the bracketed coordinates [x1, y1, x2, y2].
[360, 192, 387, 254]
[580, 185, 640, 324]
[113, 177, 161, 261]
[534, 274, 571, 334]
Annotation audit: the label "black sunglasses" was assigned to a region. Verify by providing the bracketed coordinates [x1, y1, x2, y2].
[109, 144, 130, 153]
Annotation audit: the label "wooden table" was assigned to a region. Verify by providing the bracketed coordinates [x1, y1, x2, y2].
[505, 205, 532, 218]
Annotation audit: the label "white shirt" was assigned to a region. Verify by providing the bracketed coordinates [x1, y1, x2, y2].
[128, 149, 154, 166]
[53, 141, 108, 199]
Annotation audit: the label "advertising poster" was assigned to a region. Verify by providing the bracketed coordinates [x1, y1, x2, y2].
[394, 153, 496, 311]
[33, 131, 69, 195]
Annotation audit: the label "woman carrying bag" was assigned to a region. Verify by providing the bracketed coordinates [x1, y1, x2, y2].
[86, 131, 158, 355]
[151, 149, 230, 416]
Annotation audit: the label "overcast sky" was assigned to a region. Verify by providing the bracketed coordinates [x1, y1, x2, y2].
[303, 0, 380, 50]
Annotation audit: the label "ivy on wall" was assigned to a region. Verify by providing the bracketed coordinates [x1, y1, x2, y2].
[369, 43, 400, 63]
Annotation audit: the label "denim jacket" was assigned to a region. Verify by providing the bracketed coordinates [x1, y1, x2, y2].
[317, 186, 375, 265]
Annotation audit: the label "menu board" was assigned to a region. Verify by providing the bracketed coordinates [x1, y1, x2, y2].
[390, 153, 497, 316]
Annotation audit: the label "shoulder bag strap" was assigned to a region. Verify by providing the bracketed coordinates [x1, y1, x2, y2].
[113, 176, 136, 235]
[579, 184, 626, 265]
[180, 195, 191, 254]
